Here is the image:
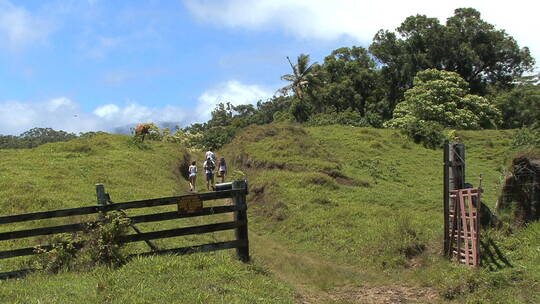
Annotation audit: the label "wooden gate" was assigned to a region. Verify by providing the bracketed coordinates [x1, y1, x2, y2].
[0, 180, 249, 279]
[448, 188, 481, 267]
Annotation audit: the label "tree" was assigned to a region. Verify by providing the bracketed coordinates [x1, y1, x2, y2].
[280, 54, 318, 100]
[314, 46, 385, 119]
[495, 75, 540, 129]
[207, 102, 234, 128]
[370, 8, 534, 112]
[0, 128, 77, 149]
[386, 69, 501, 129]
[385, 69, 501, 147]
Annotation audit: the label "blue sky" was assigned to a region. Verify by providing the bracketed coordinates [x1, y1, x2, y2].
[1, 0, 538, 135]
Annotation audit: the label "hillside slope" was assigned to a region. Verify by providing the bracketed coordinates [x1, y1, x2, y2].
[0, 134, 295, 303]
[1, 128, 539, 303]
[222, 124, 540, 303]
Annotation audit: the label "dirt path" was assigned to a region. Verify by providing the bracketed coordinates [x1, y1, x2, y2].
[250, 232, 439, 304]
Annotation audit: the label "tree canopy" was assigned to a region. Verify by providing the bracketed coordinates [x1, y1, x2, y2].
[370, 8, 534, 108]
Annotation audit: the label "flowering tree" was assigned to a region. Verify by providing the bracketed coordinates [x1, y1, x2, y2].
[385, 69, 501, 130]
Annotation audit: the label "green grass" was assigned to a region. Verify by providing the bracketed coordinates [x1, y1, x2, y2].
[1, 126, 539, 303]
[222, 124, 539, 303]
[0, 253, 294, 304]
[0, 134, 296, 303]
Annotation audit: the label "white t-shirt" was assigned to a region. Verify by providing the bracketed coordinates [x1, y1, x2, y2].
[189, 165, 197, 176]
[205, 151, 216, 162]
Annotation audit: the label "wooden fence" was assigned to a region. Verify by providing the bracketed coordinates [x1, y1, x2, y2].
[443, 143, 481, 267]
[0, 180, 249, 279]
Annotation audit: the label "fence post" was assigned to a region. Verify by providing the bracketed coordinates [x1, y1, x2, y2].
[232, 180, 250, 262]
[96, 184, 107, 220]
[443, 142, 450, 257]
[444, 143, 466, 258]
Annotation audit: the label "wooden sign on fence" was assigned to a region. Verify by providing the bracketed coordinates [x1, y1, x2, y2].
[177, 195, 203, 214]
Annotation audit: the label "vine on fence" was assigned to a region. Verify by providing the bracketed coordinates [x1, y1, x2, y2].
[31, 212, 131, 273]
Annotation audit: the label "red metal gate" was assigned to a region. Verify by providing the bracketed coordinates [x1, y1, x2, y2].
[448, 188, 480, 267]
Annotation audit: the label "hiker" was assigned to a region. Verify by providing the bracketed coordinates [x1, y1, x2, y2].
[203, 157, 216, 190]
[205, 148, 216, 163]
[188, 161, 197, 192]
[217, 157, 227, 183]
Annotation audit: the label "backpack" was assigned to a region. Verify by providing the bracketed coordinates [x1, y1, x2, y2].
[206, 160, 215, 170]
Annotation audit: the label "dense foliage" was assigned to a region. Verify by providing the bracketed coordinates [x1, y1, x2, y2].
[370, 8, 534, 107]
[0, 128, 77, 149]
[495, 75, 540, 129]
[177, 7, 534, 150]
[385, 69, 501, 147]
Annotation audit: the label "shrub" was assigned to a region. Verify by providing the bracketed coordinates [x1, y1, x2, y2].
[401, 120, 446, 149]
[273, 111, 296, 123]
[188, 126, 237, 150]
[306, 109, 370, 127]
[511, 127, 540, 150]
[32, 212, 131, 273]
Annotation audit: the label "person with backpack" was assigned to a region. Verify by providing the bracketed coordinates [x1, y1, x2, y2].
[205, 149, 216, 163]
[203, 157, 216, 190]
[217, 157, 227, 183]
[188, 161, 197, 192]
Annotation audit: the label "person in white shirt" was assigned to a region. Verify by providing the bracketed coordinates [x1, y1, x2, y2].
[205, 149, 216, 163]
[188, 161, 197, 192]
[203, 157, 216, 190]
[217, 157, 227, 183]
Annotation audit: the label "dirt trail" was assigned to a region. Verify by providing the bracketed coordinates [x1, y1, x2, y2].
[250, 233, 438, 304]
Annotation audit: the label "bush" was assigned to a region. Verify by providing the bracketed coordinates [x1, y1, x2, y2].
[306, 109, 370, 127]
[32, 212, 131, 273]
[272, 111, 296, 123]
[401, 119, 446, 149]
[188, 126, 237, 150]
[511, 127, 540, 150]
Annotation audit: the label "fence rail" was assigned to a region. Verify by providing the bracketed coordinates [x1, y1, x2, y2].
[0, 190, 241, 225]
[0, 180, 250, 279]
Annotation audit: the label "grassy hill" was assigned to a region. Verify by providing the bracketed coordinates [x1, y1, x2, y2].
[0, 134, 295, 303]
[0, 127, 539, 303]
[222, 124, 540, 303]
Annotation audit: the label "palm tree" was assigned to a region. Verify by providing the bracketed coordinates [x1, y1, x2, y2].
[279, 54, 317, 100]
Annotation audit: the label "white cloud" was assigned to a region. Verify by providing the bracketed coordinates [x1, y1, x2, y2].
[185, 0, 540, 63]
[196, 80, 274, 121]
[0, 0, 54, 50]
[0, 98, 188, 135]
[0, 80, 273, 135]
[93, 104, 120, 119]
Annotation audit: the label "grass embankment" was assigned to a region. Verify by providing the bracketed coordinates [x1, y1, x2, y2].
[0, 134, 295, 303]
[222, 124, 540, 303]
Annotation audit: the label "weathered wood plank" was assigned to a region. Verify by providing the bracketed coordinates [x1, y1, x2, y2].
[0, 190, 244, 225]
[0, 245, 52, 259]
[0, 268, 35, 280]
[0, 206, 99, 225]
[119, 221, 243, 243]
[0, 205, 240, 242]
[129, 205, 241, 224]
[0, 240, 245, 278]
[0, 221, 240, 259]
[131, 240, 246, 258]
[0, 223, 87, 241]
[232, 180, 250, 262]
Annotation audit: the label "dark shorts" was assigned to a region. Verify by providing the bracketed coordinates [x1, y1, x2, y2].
[206, 172, 214, 182]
